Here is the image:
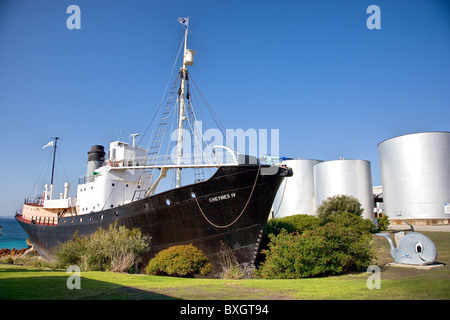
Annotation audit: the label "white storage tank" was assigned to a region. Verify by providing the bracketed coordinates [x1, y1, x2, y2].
[378, 131, 450, 222]
[272, 159, 323, 218]
[313, 159, 374, 219]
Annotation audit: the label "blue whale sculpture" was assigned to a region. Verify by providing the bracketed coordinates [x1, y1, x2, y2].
[376, 228, 437, 266]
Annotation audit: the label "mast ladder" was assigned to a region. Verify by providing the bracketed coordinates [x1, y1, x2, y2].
[133, 72, 181, 200]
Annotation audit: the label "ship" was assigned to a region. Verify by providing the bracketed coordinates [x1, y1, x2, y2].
[15, 18, 292, 274]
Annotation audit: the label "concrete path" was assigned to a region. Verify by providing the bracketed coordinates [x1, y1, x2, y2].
[388, 224, 450, 232]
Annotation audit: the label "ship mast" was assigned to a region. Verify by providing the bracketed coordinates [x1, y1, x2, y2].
[176, 18, 190, 188]
[50, 137, 59, 186]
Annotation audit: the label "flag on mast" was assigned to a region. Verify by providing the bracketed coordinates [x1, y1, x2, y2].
[178, 17, 189, 27]
[42, 140, 54, 149]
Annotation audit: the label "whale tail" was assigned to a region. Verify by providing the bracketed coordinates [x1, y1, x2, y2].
[403, 222, 414, 232]
[375, 233, 397, 253]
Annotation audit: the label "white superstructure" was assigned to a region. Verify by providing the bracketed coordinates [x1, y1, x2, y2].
[76, 140, 149, 214]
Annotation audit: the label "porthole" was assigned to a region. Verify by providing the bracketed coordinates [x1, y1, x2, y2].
[114, 211, 119, 217]
[89, 217, 92, 222]
[166, 199, 171, 206]
[191, 192, 196, 198]
[112, 183, 115, 187]
[79, 218, 83, 222]
[100, 215, 104, 220]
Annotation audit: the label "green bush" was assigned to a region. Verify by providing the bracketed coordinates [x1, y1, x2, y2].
[257, 223, 375, 279]
[55, 223, 150, 272]
[327, 211, 377, 234]
[4, 256, 14, 264]
[55, 231, 87, 268]
[265, 214, 320, 236]
[257, 196, 380, 279]
[376, 215, 390, 231]
[317, 195, 364, 223]
[145, 244, 212, 277]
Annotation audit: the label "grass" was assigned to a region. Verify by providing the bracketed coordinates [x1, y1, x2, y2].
[0, 231, 449, 300]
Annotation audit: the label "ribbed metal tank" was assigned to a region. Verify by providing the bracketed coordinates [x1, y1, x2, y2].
[272, 159, 323, 217]
[313, 159, 374, 219]
[378, 132, 450, 221]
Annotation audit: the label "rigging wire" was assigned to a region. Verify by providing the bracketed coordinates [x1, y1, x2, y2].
[27, 151, 53, 200]
[100, 28, 241, 200]
[187, 71, 240, 154]
[26, 143, 72, 199]
[185, 94, 214, 166]
[137, 35, 185, 150]
[57, 147, 70, 186]
[187, 81, 215, 177]
[272, 176, 288, 219]
[164, 101, 179, 191]
[160, 34, 185, 105]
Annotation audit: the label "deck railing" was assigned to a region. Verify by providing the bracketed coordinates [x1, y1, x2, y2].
[24, 197, 44, 207]
[15, 213, 58, 226]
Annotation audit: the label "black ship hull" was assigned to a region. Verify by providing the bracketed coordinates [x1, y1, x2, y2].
[16, 164, 291, 274]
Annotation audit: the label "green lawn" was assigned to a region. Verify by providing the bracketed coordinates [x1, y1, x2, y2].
[1, 232, 449, 300]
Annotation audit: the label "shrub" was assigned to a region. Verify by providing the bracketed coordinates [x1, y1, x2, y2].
[4, 256, 14, 264]
[55, 223, 150, 272]
[317, 195, 364, 223]
[327, 211, 377, 234]
[14, 254, 54, 268]
[217, 241, 242, 279]
[145, 244, 212, 277]
[217, 241, 254, 279]
[258, 196, 379, 279]
[81, 227, 110, 271]
[257, 223, 375, 279]
[54, 231, 87, 268]
[264, 214, 320, 236]
[376, 215, 390, 231]
[108, 225, 151, 273]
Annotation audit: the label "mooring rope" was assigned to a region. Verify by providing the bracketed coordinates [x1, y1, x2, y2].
[194, 166, 261, 228]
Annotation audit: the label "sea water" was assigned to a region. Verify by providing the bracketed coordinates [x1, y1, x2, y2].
[0, 217, 28, 250]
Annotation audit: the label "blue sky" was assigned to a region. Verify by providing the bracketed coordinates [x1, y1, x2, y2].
[0, 0, 449, 216]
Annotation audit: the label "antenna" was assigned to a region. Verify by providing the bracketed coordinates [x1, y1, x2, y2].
[130, 133, 140, 147]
